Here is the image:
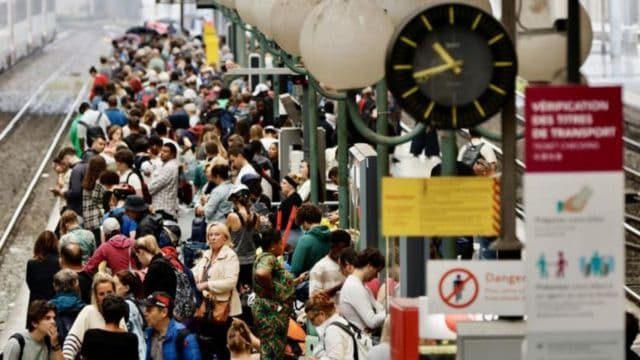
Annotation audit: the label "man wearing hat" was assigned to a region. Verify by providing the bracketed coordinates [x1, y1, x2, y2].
[124, 195, 161, 240]
[143, 292, 201, 360]
[83, 218, 136, 275]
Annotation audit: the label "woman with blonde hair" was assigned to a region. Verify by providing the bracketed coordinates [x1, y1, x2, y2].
[192, 222, 241, 360]
[134, 235, 176, 298]
[63, 272, 123, 359]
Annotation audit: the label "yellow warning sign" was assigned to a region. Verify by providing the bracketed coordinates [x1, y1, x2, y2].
[382, 177, 498, 237]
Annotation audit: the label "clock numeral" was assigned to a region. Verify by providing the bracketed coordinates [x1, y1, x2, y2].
[393, 64, 413, 71]
[494, 61, 513, 67]
[402, 86, 419, 99]
[400, 36, 418, 48]
[472, 13, 482, 30]
[489, 84, 507, 95]
[421, 15, 433, 31]
[424, 101, 435, 119]
[449, 6, 455, 25]
[474, 101, 486, 117]
[452, 106, 458, 127]
[488, 33, 505, 46]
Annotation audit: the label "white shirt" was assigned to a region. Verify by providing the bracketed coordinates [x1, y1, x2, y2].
[309, 255, 344, 301]
[315, 314, 358, 360]
[120, 169, 143, 196]
[235, 163, 258, 185]
[339, 275, 386, 332]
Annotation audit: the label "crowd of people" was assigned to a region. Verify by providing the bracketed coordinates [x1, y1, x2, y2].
[3, 25, 394, 360]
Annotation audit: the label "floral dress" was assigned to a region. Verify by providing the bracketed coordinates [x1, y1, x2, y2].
[251, 251, 295, 360]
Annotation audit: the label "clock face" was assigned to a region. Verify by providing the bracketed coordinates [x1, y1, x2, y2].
[385, 4, 517, 129]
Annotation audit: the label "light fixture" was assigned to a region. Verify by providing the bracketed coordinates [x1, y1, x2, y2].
[375, 0, 493, 26]
[253, 0, 277, 38]
[300, 0, 394, 90]
[235, 0, 258, 26]
[270, 0, 322, 57]
[217, 0, 236, 9]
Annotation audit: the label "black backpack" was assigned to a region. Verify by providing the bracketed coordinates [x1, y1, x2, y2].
[78, 114, 106, 147]
[460, 142, 485, 168]
[0, 333, 51, 360]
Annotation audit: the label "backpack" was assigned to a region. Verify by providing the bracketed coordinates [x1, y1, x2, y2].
[327, 322, 373, 360]
[133, 154, 151, 175]
[175, 328, 191, 360]
[460, 142, 485, 168]
[126, 170, 153, 205]
[55, 310, 79, 347]
[158, 218, 182, 248]
[0, 333, 52, 360]
[0, 334, 25, 360]
[78, 114, 106, 147]
[162, 256, 197, 320]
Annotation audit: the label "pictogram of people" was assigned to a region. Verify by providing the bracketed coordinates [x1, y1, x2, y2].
[556, 251, 567, 278]
[579, 251, 615, 277]
[537, 254, 548, 278]
[453, 274, 464, 303]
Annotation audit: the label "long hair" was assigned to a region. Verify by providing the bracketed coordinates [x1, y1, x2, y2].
[33, 230, 58, 261]
[115, 270, 144, 300]
[82, 155, 107, 190]
[59, 209, 80, 235]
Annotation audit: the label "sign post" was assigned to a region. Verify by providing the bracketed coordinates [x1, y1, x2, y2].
[524, 85, 624, 359]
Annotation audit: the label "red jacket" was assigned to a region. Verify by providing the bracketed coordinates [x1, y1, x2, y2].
[83, 234, 136, 275]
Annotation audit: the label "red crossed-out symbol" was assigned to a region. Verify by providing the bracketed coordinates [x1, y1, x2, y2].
[438, 268, 479, 309]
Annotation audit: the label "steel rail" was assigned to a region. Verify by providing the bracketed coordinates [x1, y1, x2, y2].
[0, 79, 90, 251]
[0, 59, 74, 142]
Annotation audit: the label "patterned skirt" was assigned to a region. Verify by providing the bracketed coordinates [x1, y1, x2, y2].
[251, 296, 291, 360]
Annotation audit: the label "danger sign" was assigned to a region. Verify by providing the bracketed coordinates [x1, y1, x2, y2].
[438, 268, 479, 309]
[427, 260, 525, 315]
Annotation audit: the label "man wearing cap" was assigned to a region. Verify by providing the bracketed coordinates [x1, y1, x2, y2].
[83, 218, 136, 275]
[260, 125, 279, 153]
[143, 292, 201, 360]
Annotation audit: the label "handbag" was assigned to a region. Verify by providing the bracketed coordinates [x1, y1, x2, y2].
[194, 254, 232, 324]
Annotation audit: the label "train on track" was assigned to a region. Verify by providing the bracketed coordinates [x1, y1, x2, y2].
[0, 0, 56, 72]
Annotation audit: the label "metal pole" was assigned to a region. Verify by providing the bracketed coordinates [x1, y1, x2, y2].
[273, 75, 280, 122]
[440, 130, 457, 259]
[180, 0, 185, 34]
[338, 101, 349, 228]
[308, 88, 319, 205]
[375, 80, 389, 252]
[492, 0, 523, 257]
[259, 47, 266, 85]
[568, 0, 581, 83]
[609, 0, 623, 58]
[235, 23, 247, 67]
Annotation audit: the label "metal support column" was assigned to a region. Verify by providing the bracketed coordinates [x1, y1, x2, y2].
[400, 236, 428, 297]
[308, 88, 319, 205]
[179, 0, 185, 33]
[609, 0, 623, 58]
[235, 23, 247, 67]
[259, 47, 266, 85]
[338, 101, 349, 228]
[273, 75, 280, 122]
[376, 80, 389, 251]
[568, 0, 581, 83]
[440, 130, 457, 259]
[491, 0, 523, 258]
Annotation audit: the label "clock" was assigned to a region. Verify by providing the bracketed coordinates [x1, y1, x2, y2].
[385, 3, 517, 129]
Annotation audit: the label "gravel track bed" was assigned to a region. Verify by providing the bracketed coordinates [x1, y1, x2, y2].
[0, 20, 114, 331]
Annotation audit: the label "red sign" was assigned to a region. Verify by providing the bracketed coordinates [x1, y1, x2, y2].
[438, 268, 479, 309]
[525, 86, 623, 172]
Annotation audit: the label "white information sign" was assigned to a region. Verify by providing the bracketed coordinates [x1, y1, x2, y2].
[427, 260, 525, 315]
[524, 86, 624, 360]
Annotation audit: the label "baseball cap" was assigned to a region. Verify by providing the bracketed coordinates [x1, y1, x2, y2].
[264, 125, 279, 134]
[102, 218, 120, 236]
[144, 291, 173, 309]
[228, 184, 250, 200]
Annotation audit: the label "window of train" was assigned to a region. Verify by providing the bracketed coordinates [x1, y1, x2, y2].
[15, 0, 27, 22]
[31, 0, 42, 15]
[47, 0, 54, 12]
[0, 4, 7, 28]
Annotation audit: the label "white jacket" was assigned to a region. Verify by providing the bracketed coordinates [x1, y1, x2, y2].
[316, 314, 359, 360]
